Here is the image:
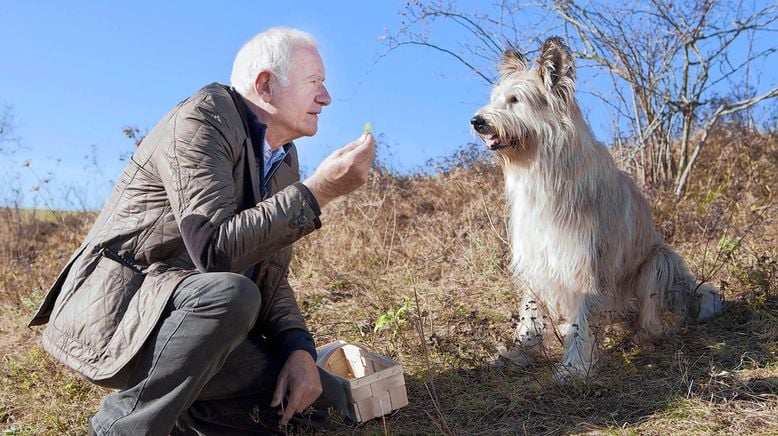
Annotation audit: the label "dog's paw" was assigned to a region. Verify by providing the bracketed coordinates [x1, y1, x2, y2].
[696, 286, 725, 321]
[493, 345, 536, 368]
[551, 366, 576, 383]
[552, 362, 595, 382]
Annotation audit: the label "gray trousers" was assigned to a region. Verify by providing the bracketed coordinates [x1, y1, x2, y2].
[90, 272, 347, 435]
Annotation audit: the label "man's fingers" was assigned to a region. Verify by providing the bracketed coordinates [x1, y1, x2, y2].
[270, 373, 288, 408]
[344, 134, 375, 159]
[335, 134, 369, 155]
[324, 133, 372, 164]
[280, 390, 303, 425]
[329, 145, 353, 159]
[356, 132, 373, 148]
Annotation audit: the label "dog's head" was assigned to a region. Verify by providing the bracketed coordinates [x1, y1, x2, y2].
[471, 37, 577, 161]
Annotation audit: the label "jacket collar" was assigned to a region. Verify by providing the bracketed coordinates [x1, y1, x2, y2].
[223, 85, 293, 203]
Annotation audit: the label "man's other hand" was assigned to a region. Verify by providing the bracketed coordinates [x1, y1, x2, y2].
[303, 132, 376, 208]
[270, 350, 323, 426]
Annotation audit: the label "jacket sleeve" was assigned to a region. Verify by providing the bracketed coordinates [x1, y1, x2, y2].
[154, 92, 320, 273]
[261, 272, 317, 360]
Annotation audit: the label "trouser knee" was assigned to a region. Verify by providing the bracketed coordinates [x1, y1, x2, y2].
[176, 272, 262, 337]
[215, 272, 262, 333]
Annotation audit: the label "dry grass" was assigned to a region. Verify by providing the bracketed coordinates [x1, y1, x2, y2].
[1, 126, 776, 435]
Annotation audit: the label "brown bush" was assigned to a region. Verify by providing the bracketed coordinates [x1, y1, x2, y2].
[1, 131, 776, 434]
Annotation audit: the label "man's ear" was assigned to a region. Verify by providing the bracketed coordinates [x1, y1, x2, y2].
[254, 71, 274, 103]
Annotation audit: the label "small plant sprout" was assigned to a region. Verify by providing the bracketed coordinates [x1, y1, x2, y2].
[374, 298, 413, 347]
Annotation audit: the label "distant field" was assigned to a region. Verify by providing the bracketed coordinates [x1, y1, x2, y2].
[2, 207, 87, 222]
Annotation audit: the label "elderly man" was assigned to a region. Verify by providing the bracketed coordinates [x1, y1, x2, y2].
[28, 27, 375, 435]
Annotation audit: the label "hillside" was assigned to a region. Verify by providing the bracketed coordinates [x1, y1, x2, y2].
[1, 129, 776, 434]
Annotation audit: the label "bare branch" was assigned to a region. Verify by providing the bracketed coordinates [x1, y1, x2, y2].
[675, 87, 778, 197]
[0, 104, 20, 152]
[387, 40, 495, 85]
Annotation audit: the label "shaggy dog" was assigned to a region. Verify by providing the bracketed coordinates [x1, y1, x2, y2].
[471, 37, 722, 377]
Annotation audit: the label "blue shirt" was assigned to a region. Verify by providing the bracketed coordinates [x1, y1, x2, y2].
[263, 141, 287, 179]
[242, 101, 289, 195]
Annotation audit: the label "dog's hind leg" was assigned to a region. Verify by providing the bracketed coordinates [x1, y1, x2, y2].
[634, 246, 681, 342]
[635, 245, 723, 343]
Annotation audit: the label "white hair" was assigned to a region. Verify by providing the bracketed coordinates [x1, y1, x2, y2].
[230, 27, 319, 97]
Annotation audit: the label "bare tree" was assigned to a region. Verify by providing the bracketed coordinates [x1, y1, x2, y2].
[383, 0, 556, 86]
[122, 126, 145, 148]
[553, 0, 777, 196]
[0, 104, 19, 152]
[384, 0, 778, 197]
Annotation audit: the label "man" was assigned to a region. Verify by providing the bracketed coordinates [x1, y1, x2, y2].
[28, 27, 375, 435]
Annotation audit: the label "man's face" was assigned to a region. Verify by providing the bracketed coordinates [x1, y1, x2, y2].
[270, 46, 331, 142]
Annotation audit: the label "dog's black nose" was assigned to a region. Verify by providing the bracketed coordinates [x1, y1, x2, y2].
[471, 115, 486, 129]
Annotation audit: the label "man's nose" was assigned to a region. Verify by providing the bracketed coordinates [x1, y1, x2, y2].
[317, 85, 331, 106]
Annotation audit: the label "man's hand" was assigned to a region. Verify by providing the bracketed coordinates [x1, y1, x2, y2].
[271, 350, 323, 427]
[303, 132, 375, 208]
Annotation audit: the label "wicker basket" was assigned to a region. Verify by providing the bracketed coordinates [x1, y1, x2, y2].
[316, 340, 408, 422]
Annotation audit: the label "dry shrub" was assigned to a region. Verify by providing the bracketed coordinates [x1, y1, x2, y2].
[1, 133, 776, 435]
[651, 126, 777, 307]
[0, 209, 100, 435]
[653, 126, 776, 242]
[292, 146, 515, 363]
[0, 209, 92, 309]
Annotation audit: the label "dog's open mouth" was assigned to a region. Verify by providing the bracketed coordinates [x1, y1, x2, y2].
[471, 115, 508, 150]
[482, 135, 508, 151]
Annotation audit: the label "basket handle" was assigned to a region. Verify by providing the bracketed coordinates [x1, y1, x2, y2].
[315, 341, 372, 367]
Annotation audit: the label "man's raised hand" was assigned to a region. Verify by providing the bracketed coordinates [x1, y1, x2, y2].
[303, 132, 375, 208]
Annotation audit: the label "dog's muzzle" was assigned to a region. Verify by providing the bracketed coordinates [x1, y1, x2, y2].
[471, 115, 507, 150]
[470, 115, 488, 133]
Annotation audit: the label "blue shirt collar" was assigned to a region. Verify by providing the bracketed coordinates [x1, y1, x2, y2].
[263, 141, 287, 178]
[241, 99, 290, 177]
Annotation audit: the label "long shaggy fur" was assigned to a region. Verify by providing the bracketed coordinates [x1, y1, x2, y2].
[471, 37, 722, 377]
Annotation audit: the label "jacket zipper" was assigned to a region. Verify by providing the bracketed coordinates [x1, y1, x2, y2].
[261, 159, 284, 200]
[101, 248, 144, 275]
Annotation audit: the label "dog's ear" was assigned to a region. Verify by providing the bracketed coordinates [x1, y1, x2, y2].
[539, 36, 576, 98]
[499, 47, 527, 78]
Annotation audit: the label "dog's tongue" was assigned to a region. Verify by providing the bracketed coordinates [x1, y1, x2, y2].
[484, 135, 500, 149]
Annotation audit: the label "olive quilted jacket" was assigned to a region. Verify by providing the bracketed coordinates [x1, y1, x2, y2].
[29, 83, 321, 381]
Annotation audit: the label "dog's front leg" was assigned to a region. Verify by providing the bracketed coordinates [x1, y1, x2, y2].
[499, 293, 547, 366]
[559, 295, 599, 379]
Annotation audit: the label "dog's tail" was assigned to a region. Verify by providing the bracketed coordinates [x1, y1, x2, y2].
[635, 245, 723, 338]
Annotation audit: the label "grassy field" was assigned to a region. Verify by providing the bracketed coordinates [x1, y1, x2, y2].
[1, 127, 776, 435]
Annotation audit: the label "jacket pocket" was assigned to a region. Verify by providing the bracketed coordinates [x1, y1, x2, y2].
[51, 249, 145, 361]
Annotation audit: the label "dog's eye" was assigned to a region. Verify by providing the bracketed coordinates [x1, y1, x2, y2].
[507, 96, 518, 104]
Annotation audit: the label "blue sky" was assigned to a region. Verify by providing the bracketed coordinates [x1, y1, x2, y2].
[1, 1, 494, 210]
[1, 1, 775, 210]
